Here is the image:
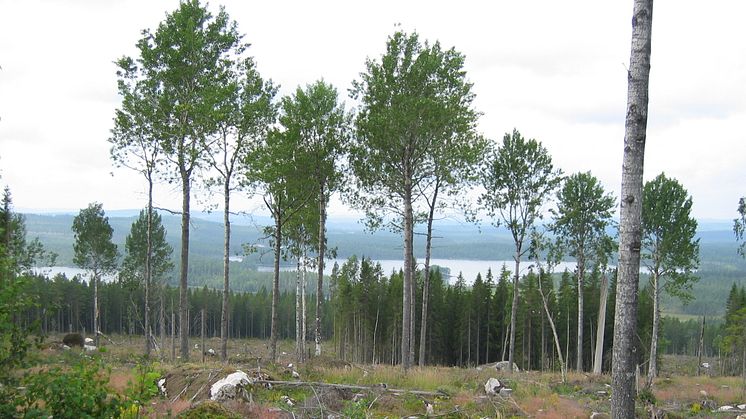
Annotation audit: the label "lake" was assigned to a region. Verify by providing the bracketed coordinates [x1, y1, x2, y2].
[258, 258, 580, 284]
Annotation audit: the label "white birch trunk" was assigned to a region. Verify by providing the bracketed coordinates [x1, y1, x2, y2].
[611, 0, 654, 416]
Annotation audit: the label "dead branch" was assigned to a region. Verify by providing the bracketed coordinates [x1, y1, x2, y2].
[252, 380, 447, 397]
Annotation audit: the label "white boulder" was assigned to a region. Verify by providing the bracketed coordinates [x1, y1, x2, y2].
[84, 337, 94, 344]
[210, 370, 251, 401]
[484, 378, 502, 395]
[84, 344, 97, 352]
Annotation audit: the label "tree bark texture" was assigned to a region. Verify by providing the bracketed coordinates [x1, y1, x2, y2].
[646, 272, 660, 387]
[93, 274, 99, 347]
[577, 253, 585, 372]
[593, 274, 609, 374]
[179, 173, 191, 360]
[144, 179, 153, 357]
[612, 0, 653, 416]
[419, 182, 439, 367]
[508, 247, 520, 372]
[315, 186, 326, 357]
[402, 181, 413, 371]
[221, 187, 230, 362]
[270, 214, 282, 361]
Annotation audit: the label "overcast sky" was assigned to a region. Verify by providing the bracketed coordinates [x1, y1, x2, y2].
[1, 0, 744, 220]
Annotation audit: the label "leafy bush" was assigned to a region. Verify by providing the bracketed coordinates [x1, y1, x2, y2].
[21, 355, 124, 418]
[126, 361, 163, 405]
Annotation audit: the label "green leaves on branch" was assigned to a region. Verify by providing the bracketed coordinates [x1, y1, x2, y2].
[120, 210, 174, 289]
[349, 30, 481, 231]
[72, 203, 118, 276]
[551, 171, 616, 270]
[479, 129, 561, 247]
[642, 173, 699, 302]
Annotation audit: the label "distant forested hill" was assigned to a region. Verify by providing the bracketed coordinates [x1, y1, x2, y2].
[22, 211, 746, 315]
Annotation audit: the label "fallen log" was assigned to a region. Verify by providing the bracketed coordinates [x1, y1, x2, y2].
[252, 379, 448, 398]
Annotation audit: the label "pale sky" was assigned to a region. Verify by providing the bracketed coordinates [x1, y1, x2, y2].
[1, 0, 744, 220]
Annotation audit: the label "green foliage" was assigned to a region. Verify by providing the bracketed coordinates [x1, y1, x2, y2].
[637, 386, 656, 405]
[21, 355, 124, 419]
[121, 209, 174, 288]
[642, 173, 700, 302]
[479, 129, 562, 244]
[72, 202, 118, 277]
[551, 171, 616, 270]
[125, 361, 163, 406]
[348, 29, 480, 230]
[735, 197, 746, 257]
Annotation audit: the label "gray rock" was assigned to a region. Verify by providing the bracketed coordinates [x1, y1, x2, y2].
[494, 361, 520, 372]
[498, 388, 513, 397]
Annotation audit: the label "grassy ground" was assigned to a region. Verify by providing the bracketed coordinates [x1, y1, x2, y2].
[30, 334, 746, 418]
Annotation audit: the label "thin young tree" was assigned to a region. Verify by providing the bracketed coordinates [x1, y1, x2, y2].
[278, 81, 349, 357]
[612, 0, 655, 416]
[417, 126, 484, 368]
[204, 54, 277, 362]
[248, 128, 316, 362]
[120, 209, 174, 353]
[120, 0, 246, 359]
[349, 30, 478, 370]
[550, 172, 615, 372]
[72, 203, 118, 347]
[479, 129, 561, 372]
[642, 173, 699, 387]
[110, 59, 163, 357]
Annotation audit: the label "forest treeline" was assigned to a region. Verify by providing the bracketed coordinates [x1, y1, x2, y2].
[12, 256, 728, 371]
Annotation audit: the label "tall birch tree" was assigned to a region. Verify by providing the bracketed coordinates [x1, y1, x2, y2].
[120, 0, 245, 359]
[279, 81, 349, 357]
[349, 30, 478, 370]
[111, 56, 163, 357]
[248, 129, 315, 362]
[612, 0, 654, 416]
[642, 173, 699, 387]
[72, 203, 118, 347]
[479, 129, 560, 372]
[204, 54, 277, 362]
[550, 172, 615, 372]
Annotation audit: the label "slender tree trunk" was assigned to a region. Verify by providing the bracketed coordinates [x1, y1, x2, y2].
[419, 181, 439, 367]
[402, 183, 413, 371]
[143, 178, 153, 357]
[612, 1, 653, 416]
[171, 307, 175, 361]
[270, 212, 282, 361]
[577, 256, 585, 372]
[301, 251, 307, 359]
[647, 272, 660, 387]
[201, 308, 206, 363]
[508, 245, 520, 372]
[296, 259, 303, 361]
[179, 172, 191, 360]
[697, 315, 705, 376]
[593, 274, 609, 374]
[315, 186, 326, 356]
[93, 274, 99, 347]
[538, 275, 567, 383]
[159, 291, 165, 360]
[220, 185, 230, 362]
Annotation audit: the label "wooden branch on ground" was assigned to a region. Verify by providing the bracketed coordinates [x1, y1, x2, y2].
[252, 380, 447, 397]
